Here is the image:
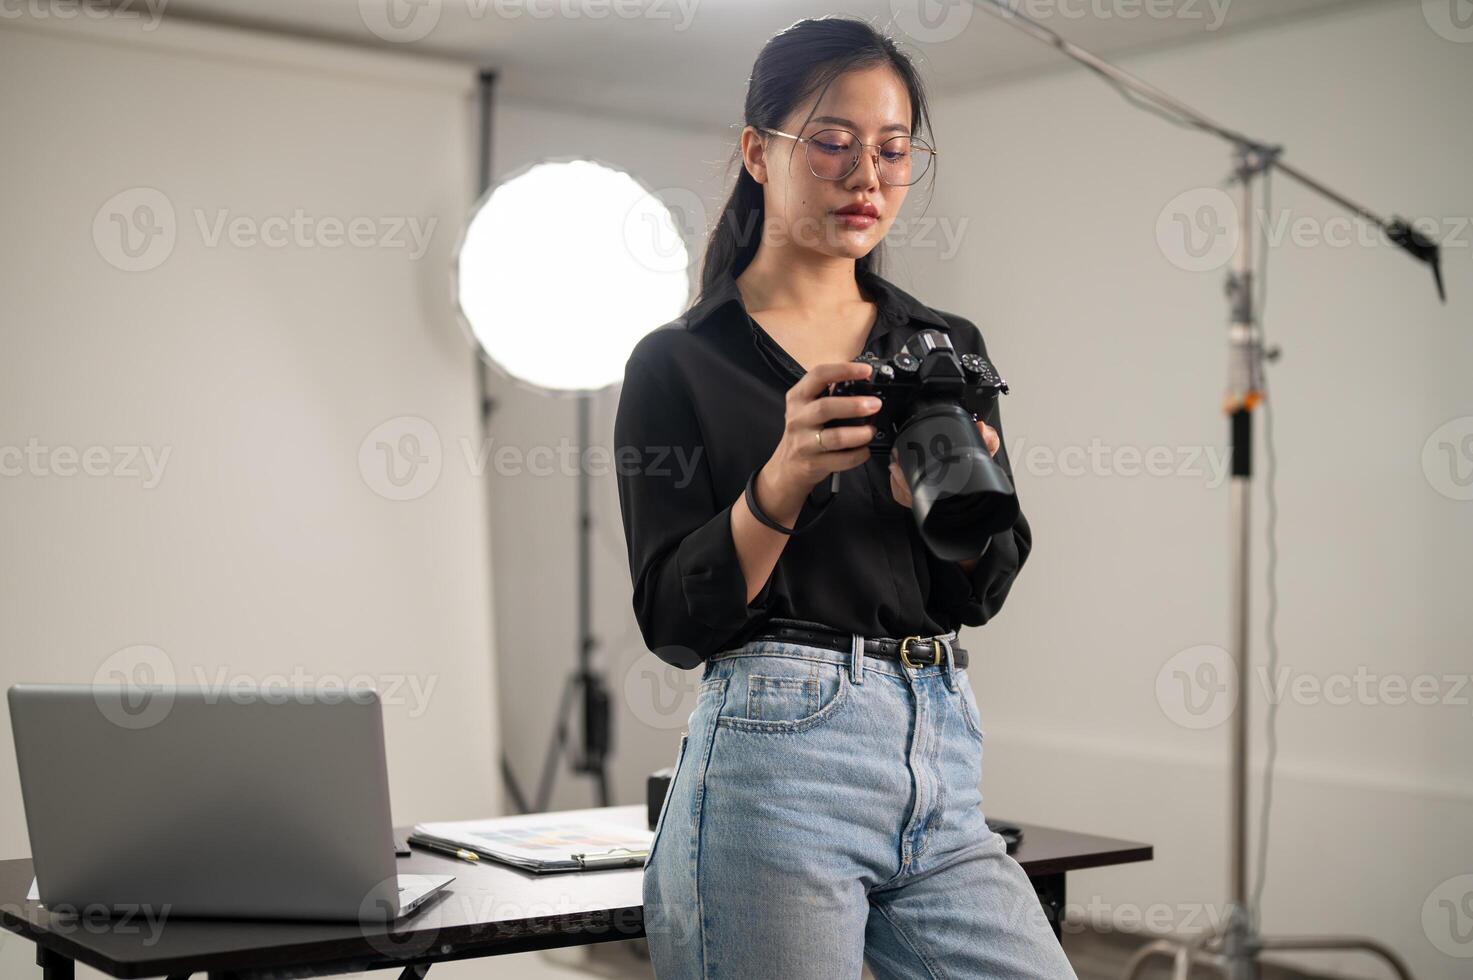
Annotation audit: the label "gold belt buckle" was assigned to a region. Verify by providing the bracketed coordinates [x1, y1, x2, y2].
[899, 635, 940, 669]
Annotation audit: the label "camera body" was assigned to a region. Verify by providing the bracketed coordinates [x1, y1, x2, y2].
[824, 328, 1009, 458]
[822, 328, 1019, 561]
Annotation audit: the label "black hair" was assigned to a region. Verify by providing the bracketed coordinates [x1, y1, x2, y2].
[696, 15, 936, 302]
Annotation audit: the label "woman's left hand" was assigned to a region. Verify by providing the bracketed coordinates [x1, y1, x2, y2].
[888, 419, 1000, 508]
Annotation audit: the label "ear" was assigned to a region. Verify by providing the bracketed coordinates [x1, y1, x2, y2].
[741, 126, 769, 185]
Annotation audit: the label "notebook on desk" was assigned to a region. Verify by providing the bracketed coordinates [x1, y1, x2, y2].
[412, 811, 654, 874]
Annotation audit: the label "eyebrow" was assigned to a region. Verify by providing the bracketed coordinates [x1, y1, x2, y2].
[808, 115, 911, 136]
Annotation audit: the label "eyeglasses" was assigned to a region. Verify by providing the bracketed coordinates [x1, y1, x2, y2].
[759, 127, 936, 186]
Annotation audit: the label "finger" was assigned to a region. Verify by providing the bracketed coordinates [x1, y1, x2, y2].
[826, 445, 872, 471]
[976, 420, 1000, 456]
[889, 462, 913, 505]
[804, 394, 881, 425]
[812, 423, 876, 453]
[788, 360, 874, 404]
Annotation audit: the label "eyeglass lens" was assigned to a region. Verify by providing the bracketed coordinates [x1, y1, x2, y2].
[804, 129, 933, 186]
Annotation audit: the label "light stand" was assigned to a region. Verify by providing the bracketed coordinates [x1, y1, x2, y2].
[525, 394, 614, 812]
[471, 70, 614, 814]
[967, 3, 1447, 978]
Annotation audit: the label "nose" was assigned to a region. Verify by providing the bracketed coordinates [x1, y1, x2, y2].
[845, 144, 882, 190]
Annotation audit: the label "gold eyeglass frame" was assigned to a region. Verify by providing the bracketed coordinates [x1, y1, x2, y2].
[758, 126, 937, 186]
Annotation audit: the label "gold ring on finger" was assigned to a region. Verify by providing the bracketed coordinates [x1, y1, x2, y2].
[815, 429, 825, 451]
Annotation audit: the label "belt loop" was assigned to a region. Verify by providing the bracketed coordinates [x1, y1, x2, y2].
[941, 635, 958, 692]
[849, 632, 864, 685]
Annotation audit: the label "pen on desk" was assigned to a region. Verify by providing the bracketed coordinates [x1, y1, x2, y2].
[409, 838, 480, 864]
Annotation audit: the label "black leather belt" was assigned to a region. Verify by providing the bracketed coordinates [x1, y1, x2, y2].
[737, 620, 968, 670]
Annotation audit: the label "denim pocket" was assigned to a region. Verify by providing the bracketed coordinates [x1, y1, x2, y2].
[712, 649, 851, 735]
[644, 731, 688, 871]
[956, 668, 986, 742]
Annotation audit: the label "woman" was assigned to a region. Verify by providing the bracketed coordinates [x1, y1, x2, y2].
[613, 16, 1074, 980]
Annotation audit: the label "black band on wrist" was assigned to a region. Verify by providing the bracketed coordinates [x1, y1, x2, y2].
[744, 468, 838, 536]
[745, 468, 795, 534]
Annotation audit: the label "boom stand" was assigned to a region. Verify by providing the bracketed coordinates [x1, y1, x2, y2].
[964, 4, 1445, 979]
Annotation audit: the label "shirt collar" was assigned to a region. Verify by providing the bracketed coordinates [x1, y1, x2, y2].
[681, 264, 951, 336]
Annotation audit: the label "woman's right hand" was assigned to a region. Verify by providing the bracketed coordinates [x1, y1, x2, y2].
[755, 361, 880, 520]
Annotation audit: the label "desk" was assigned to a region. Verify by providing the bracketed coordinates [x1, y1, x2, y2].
[0, 805, 1151, 979]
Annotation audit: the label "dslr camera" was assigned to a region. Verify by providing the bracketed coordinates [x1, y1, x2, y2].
[823, 328, 1019, 561]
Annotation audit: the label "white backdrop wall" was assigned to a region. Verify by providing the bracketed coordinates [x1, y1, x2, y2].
[905, 4, 1472, 978]
[0, 14, 501, 979]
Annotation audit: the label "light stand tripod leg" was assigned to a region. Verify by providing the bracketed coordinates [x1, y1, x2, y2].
[1171, 923, 1232, 980]
[1122, 939, 1182, 980]
[1122, 933, 1236, 980]
[1255, 936, 1415, 980]
[532, 670, 580, 812]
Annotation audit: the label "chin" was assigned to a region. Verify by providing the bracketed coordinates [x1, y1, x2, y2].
[830, 239, 875, 260]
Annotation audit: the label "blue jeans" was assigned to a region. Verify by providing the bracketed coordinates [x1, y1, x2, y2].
[643, 630, 1078, 979]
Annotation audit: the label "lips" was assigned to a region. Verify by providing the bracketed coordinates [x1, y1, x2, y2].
[834, 202, 880, 218]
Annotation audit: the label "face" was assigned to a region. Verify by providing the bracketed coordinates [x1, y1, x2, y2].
[741, 64, 916, 261]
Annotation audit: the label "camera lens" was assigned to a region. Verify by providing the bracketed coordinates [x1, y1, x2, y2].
[892, 403, 1018, 561]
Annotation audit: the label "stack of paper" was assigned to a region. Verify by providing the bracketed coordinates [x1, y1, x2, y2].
[411, 811, 654, 874]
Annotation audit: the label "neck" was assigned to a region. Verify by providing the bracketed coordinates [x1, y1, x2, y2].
[736, 243, 866, 315]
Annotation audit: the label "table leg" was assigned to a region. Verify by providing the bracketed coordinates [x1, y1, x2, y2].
[1033, 872, 1065, 943]
[35, 947, 75, 980]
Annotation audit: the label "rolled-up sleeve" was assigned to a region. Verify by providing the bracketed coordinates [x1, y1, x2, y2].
[614, 353, 774, 669]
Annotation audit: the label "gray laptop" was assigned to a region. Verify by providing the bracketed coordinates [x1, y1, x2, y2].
[8, 684, 453, 922]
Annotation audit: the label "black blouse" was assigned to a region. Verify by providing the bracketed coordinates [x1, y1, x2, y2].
[613, 264, 1032, 670]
